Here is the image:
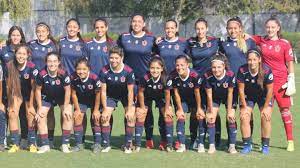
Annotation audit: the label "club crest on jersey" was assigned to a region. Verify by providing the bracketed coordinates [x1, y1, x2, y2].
[188, 82, 194, 88]
[120, 76, 126, 83]
[207, 42, 212, 48]
[76, 45, 81, 51]
[142, 40, 147, 46]
[88, 84, 93, 90]
[48, 48, 53, 52]
[55, 79, 61, 85]
[103, 46, 108, 53]
[223, 82, 228, 88]
[158, 84, 163, 89]
[275, 45, 281, 52]
[24, 73, 30, 79]
[175, 44, 180, 50]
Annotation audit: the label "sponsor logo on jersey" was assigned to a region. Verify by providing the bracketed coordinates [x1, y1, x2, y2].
[207, 42, 212, 48]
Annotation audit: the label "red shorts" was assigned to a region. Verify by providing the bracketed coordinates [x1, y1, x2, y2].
[273, 82, 291, 108]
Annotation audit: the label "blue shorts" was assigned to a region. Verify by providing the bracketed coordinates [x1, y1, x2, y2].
[242, 97, 273, 109]
[175, 101, 196, 113]
[106, 97, 134, 108]
[140, 99, 165, 109]
[41, 94, 64, 107]
[212, 98, 237, 109]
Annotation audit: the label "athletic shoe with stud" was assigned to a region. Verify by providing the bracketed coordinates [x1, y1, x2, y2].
[146, 140, 154, 149]
[197, 144, 205, 153]
[124, 146, 132, 154]
[240, 144, 252, 154]
[176, 144, 186, 153]
[92, 144, 101, 153]
[135, 146, 141, 152]
[37, 145, 50, 154]
[228, 144, 237, 154]
[261, 145, 269, 155]
[8, 145, 19, 153]
[72, 144, 84, 152]
[101, 146, 111, 153]
[208, 144, 216, 154]
[287, 140, 294, 152]
[159, 141, 167, 150]
[166, 146, 174, 152]
[61, 144, 72, 153]
[29, 144, 38, 153]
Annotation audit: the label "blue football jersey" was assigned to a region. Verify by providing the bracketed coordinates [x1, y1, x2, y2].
[188, 36, 219, 76]
[155, 37, 189, 73]
[0, 45, 15, 66]
[237, 64, 273, 99]
[28, 39, 57, 70]
[59, 37, 88, 74]
[99, 64, 135, 100]
[203, 70, 236, 101]
[219, 37, 256, 74]
[71, 72, 101, 106]
[117, 32, 155, 80]
[86, 38, 116, 75]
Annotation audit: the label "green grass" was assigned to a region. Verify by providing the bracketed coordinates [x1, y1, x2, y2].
[1, 66, 300, 168]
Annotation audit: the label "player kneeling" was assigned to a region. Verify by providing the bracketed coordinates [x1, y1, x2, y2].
[100, 46, 135, 154]
[238, 49, 273, 155]
[35, 52, 73, 153]
[205, 54, 237, 154]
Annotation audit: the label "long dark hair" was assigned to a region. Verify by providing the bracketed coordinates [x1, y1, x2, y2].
[6, 26, 26, 46]
[6, 44, 31, 106]
[129, 14, 150, 34]
[165, 19, 179, 37]
[66, 18, 84, 42]
[247, 48, 264, 89]
[265, 16, 282, 38]
[149, 56, 167, 86]
[227, 16, 247, 53]
[45, 52, 65, 77]
[94, 17, 114, 49]
[36, 22, 58, 50]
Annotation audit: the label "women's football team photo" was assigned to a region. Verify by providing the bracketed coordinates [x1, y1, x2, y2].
[0, 14, 296, 155]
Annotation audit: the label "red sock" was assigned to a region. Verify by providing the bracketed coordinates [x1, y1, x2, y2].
[280, 108, 293, 141]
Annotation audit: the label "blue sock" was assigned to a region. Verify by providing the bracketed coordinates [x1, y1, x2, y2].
[198, 119, 206, 145]
[262, 137, 270, 147]
[228, 122, 237, 145]
[74, 125, 83, 145]
[176, 119, 185, 144]
[125, 125, 134, 147]
[207, 123, 215, 144]
[0, 111, 6, 145]
[93, 126, 101, 144]
[165, 121, 173, 146]
[62, 130, 71, 144]
[158, 113, 167, 142]
[10, 130, 20, 145]
[48, 130, 54, 141]
[101, 126, 111, 147]
[135, 121, 144, 147]
[28, 127, 36, 145]
[39, 134, 49, 146]
[144, 109, 154, 140]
